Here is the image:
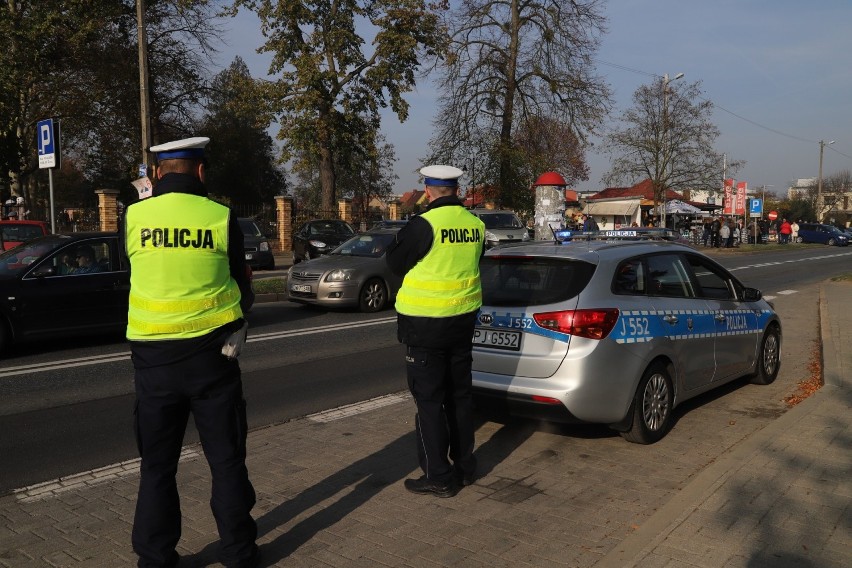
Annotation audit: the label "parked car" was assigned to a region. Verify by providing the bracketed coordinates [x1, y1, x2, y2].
[0, 232, 130, 354]
[795, 223, 849, 246]
[467, 209, 530, 248]
[238, 218, 275, 270]
[292, 219, 356, 262]
[0, 220, 50, 251]
[287, 227, 402, 312]
[471, 235, 781, 444]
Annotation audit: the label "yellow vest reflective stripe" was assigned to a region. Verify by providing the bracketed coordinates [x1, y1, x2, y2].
[395, 206, 484, 317]
[125, 193, 243, 340]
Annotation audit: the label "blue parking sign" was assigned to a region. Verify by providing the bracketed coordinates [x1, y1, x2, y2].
[749, 198, 762, 218]
[37, 118, 57, 169]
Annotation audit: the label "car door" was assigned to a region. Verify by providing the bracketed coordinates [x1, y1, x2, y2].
[684, 253, 758, 381]
[644, 253, 717, 392]
[17, 238, 129, 338]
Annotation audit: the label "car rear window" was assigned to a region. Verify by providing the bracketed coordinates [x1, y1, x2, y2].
[1, 224, 46, 242]
[480, 256, 595, 306]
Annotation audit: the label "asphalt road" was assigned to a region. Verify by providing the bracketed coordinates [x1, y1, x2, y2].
[0, 245, 850, 493]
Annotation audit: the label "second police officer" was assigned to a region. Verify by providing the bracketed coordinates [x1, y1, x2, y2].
[386, 164, 485, 498]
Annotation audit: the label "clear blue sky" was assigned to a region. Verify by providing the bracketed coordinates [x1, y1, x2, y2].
[216, 0, 852, 199]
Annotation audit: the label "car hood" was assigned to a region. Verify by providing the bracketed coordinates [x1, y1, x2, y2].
[295, 254, 383, 271]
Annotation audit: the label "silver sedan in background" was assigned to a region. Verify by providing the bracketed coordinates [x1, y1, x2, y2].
[286, 228, 402, 313]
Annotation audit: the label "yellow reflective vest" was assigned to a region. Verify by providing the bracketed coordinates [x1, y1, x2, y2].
[124, 193, 243, 340]
[395, 206, 484, 317]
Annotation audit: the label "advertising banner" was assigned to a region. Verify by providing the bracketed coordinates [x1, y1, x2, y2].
[735, 181, 747, 215]
[723, 178, 734, 215]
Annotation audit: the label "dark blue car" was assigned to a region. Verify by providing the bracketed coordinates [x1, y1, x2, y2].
[795, 223, 849, 246]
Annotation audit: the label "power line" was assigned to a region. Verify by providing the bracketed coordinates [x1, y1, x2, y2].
[593, 58, 847, 153]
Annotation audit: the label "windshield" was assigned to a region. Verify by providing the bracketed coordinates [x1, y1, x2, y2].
[238, 219, 263, 237]
[479, 213, 523, 229]
[332, 233, 395, 257]
[309, 221, 355, 236]
[0, 235, 69, 277]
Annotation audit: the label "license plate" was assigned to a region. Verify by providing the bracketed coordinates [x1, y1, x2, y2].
[473, 328, 521, 351]
[291, 284, 311, 293]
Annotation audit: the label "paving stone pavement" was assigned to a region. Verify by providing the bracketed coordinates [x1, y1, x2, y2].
[0, 279, 849, 567]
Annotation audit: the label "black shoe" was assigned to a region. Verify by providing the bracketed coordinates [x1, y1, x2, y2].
[225, 544, 260, 568]
[455, 469, 475, 487]
[404, 476, 458, 498]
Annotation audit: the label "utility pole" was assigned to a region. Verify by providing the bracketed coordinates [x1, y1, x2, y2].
[816, 140, 835, 223]
[661, 72, 684, 228]
[137, 0, 153, 171]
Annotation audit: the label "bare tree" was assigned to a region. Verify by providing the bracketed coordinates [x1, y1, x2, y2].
[428, 0, 611, 211]
[818, 169, 852, 222]
[602, 78, 739, 212]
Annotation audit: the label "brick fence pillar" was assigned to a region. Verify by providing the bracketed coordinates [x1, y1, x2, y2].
[95, 189, 120, 232]
[338, 198, 353, 224]
[388, 201, 401, 221]
[275, 195, 293, 253]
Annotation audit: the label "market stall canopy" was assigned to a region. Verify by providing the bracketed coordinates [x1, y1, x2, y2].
[656, 199, 703, 214]
[584, 201, 640, 216]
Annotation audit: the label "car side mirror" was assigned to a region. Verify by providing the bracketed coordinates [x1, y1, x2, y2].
[742, 287, 762, 302]
[32, 265, 56, 278]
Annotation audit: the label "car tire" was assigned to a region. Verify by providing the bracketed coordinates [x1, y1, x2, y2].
[749, 325, 781, 385]
[359, 278, 387, 313]
[828, 238, 836, 246]
[304, 250, 312, 262]
[621, 362, 673, 444]
[264, 259, 275, 270]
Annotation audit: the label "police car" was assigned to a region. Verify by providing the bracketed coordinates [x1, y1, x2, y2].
[472, 230, 781, 444]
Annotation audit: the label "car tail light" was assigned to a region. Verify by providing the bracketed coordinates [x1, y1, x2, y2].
[533, 309, 620, 340]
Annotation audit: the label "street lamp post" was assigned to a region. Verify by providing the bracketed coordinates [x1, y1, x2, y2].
[816, 139, 835, 223]
[661, 72, 684, 228]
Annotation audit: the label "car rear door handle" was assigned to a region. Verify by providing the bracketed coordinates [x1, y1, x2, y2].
[663, 314, 679, 324]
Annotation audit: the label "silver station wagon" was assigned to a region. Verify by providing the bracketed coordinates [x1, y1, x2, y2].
[472, 231, 782, 444]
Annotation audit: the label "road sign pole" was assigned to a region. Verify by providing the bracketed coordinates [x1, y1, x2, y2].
[48, 169, 56, 234]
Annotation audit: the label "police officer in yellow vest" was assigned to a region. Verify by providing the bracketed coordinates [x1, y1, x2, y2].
[386, 164, 485, 498]
[122, 137, 259, 568]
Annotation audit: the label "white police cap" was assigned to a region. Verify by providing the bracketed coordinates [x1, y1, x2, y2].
[150, 137, 210, 161]
[420, 164, 463, 187]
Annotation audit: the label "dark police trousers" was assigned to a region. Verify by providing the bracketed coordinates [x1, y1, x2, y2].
[132, 341, 256, 568]
[405, 344, 477, 483]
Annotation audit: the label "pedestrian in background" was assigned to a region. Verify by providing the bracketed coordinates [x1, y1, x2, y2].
[720, 218, 731, 248]
[779, 218, 792, 244]
[386, 164, 485, 498]
[122, 137, 259, 568]
[702, 218, 712, 246]
[791, 219, 800, 243]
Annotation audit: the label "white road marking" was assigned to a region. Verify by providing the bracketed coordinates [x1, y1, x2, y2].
[777, 290, 798, 295]
[0, 316, 397, 378]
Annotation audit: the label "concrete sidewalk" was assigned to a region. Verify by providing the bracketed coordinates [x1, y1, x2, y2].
[1, 282, 849, 567]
